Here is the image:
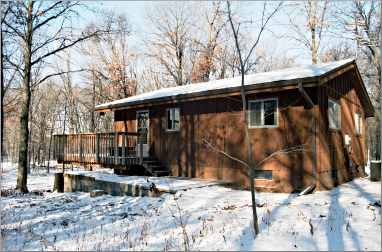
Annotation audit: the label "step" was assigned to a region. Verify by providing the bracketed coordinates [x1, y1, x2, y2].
[152, 170, 170, 177]
[143, 160, 162, 166]
[146, 165, 168, 172]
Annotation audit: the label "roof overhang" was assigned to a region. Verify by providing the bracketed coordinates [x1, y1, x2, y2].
[95, 77, 318, 112]
[95, 59, 374, 117]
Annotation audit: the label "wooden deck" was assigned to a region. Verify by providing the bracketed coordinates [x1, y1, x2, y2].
[53, 132, 143, 167]
[53, 132, 170, 176]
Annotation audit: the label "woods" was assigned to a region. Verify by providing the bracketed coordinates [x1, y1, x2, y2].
[1, 1, 380, 194]
[0, 1, 381, 250]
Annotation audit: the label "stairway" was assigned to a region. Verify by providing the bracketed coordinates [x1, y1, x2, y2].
[142, 157, 170, 177]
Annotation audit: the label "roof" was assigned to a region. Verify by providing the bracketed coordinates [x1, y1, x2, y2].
[95, 58, 364, 112]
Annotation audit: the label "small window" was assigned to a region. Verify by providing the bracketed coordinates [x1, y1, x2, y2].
[166, 108, 180, 131]
[254, 170, 273, 180]
[354, 112, 362, 135]
[249, 99, 278, 128]
[328, 99, 341, 129]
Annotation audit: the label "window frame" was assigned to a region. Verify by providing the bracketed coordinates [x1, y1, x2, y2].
[248, 98, 279, 129]
[166, 107, 180, 132]
[354, 112, 362, 136]
[328, 98, 341, 130]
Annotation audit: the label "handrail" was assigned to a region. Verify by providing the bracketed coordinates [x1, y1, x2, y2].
[53, 131, 140, 136]
[53, 131, 144, 166]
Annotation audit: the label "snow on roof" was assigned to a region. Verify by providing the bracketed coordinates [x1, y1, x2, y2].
[95, 58, 354, 110]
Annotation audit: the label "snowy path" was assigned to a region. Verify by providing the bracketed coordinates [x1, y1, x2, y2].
[1, 163, 381, 251]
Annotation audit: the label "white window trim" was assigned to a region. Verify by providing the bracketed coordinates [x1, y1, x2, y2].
[328, 99, 341, 130]
[248, 98, 279, 129]
[166, 107, 180, 132]
[354, 112, 362, 136]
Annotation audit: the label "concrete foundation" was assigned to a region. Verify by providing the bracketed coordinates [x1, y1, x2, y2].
[63, 173, 162, 197]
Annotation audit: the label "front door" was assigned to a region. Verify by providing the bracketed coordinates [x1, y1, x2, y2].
[136, 110, 149, 157]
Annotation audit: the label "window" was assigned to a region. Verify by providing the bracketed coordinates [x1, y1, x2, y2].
[248, 99, 278, 128]
[254, 170, 273, 180]
[166, 108, 180, 131]
[328, 99, 341, 129]
[354, 112, 362, 135]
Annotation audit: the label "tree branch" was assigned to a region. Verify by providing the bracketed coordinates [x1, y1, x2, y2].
[33, 68, 86, 87]
[31, 30, 106, 66]
[202, 138, 249, 168]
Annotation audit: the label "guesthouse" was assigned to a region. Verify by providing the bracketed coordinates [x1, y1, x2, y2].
[54, 59, 374, 192]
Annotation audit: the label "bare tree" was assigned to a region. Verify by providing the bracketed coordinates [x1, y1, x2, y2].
[3, 1, 108, 192]
[255, 52, 295, 72]
[320, 42, 356, 63]
[190, 1, 228, 82]
[79, 11, 137, 132]
[146, 2, 193, 87]
[27, 81, 61, 169]
[226, 0, 282, 235]
[1, 1, 22, 162]
[82, 11, 137, 100]
[287, 0, 329, 64]
[333, 0, 381, 160]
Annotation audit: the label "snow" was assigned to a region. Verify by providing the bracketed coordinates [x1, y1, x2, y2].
[0, 162, 55, 192]
[1, 161, 381, 251]
[95, 59, 354, 110]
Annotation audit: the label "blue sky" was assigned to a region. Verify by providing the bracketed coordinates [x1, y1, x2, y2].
[59, 1, 356, 86]
[81, 1, 355, 60]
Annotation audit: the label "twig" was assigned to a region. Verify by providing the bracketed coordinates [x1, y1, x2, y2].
[202, 138, 249, 169]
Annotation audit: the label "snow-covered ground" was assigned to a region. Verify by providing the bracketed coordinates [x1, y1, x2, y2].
[1, 162, 381, 251]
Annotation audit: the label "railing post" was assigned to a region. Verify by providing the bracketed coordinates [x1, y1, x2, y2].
[139, 135, 143, 165]
[121, 132, 126, 166]
[114, 132, 119, 166]
[79, 134, 83, 163]
[100, 134, 104, 165]
[107, 133, 110, 166]
[63, 135, 67, 170]
[96, 133, 100, 163]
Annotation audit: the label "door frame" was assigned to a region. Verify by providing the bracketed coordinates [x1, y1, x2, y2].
[136, 110, 150, 157]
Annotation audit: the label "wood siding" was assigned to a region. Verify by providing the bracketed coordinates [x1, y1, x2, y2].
[316, 70, 367, 190]
[109, 68, 368, 192]
[114, 89, 317, 192]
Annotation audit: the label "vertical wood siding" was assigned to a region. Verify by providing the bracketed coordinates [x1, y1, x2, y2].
[113, 69, 368, 192]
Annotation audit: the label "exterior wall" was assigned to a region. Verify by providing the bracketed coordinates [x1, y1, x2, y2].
[114, 89, 316, 192]
[316, 71, 367, 190]
[113, 69, 368, 192]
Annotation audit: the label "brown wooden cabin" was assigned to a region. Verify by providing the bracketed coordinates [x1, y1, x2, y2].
[53, 59, 374, 192]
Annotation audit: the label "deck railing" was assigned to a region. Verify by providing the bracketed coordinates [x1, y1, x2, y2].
[53, 132, 144, 166]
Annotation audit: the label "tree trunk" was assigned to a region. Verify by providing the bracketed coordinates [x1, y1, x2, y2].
[16, 89, 31, 192]
[1, 17, 4, 162]
[379, 1, 382, 163]
[16, 1, 33, 193]
[308, 0, 318, 65]
[62, 103, 67, 173]
[311, 27, 317, 64]
[53, 172, 64, 192]
[226, 0, 260, 235]
[91, 72, 96, 132]
[47, 113, 55, 173]
[239, 71, 260, 235]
